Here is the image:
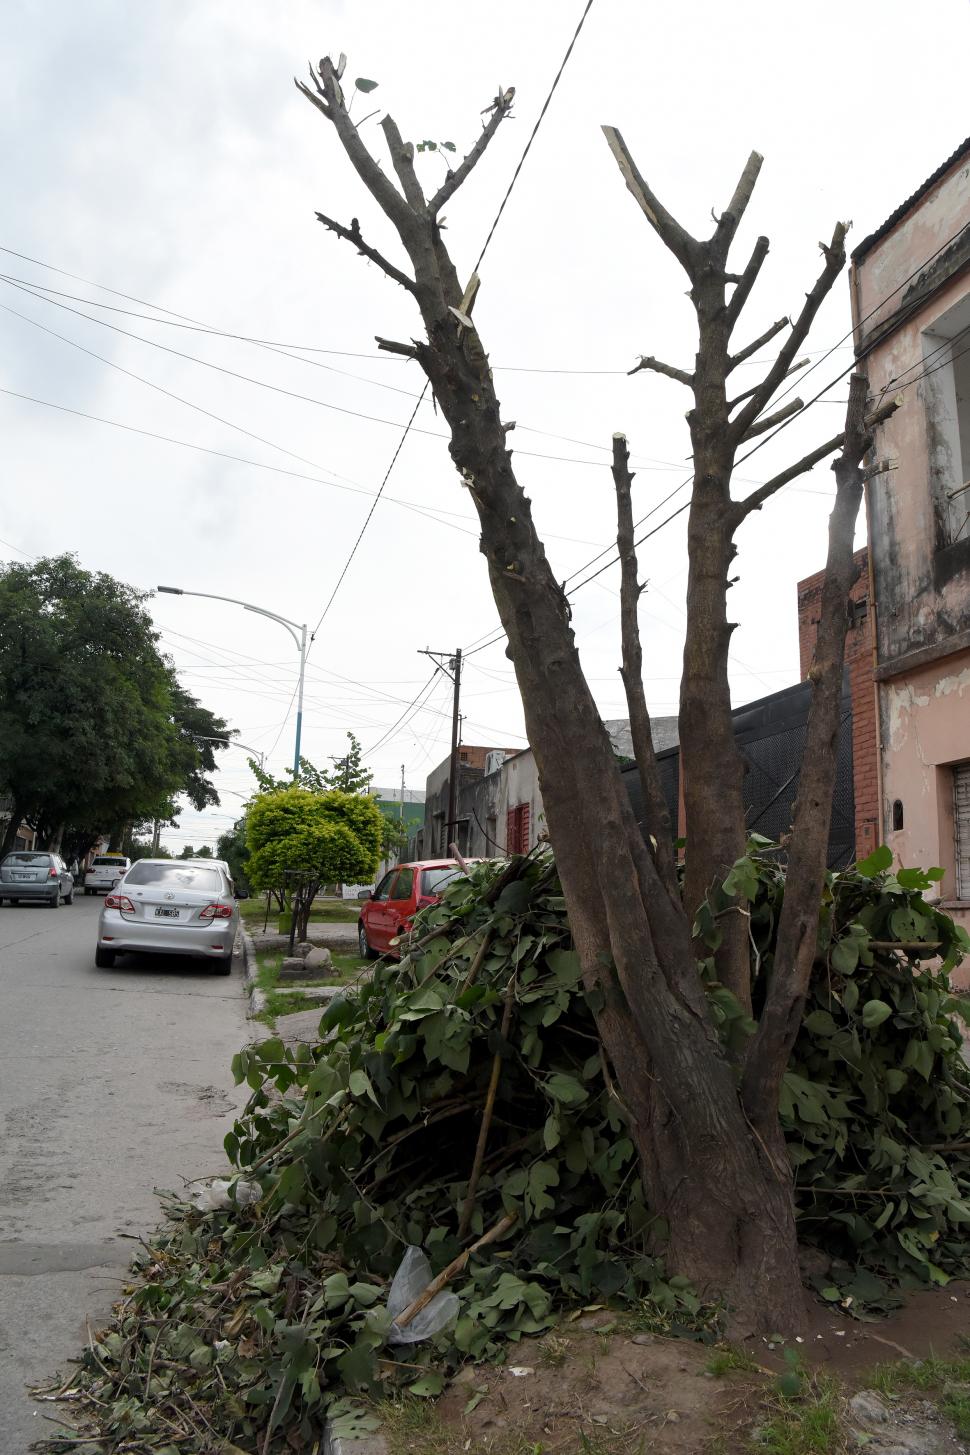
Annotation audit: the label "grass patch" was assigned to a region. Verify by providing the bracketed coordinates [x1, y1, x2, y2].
[750, 1373, 848, 1454]
[252, 947, 371, 1027]
[706, 1344, 760, 1376]
[379, 1395, 640, 1455]
[869, 1354, 970, 1438]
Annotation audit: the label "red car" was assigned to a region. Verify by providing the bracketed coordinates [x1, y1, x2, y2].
[357, 859, 469, 960]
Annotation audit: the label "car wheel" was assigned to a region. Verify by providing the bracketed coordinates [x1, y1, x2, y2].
[50, 888, 61, 908]
[213, 953, 233, 976]
[358, 923, 378, 961]
[95, 946, 116, 969]
[65, 886, 74, 905]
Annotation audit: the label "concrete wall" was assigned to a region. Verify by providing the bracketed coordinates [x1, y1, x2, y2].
[851, 144, 970, 942]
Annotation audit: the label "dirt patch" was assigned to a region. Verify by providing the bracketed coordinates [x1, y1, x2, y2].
[418, 1286, 970, 1455]
[434, 1328, 752, 1453]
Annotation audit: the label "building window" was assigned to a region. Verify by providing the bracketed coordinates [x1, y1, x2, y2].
[506, 802, 531, 855]
[892, 799, 904, 832]
[954, 763, 970, 900]
[922, 295, 970, 546]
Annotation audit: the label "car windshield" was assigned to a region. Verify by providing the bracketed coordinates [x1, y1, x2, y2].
[3, 852, 51, 865]
[421, 866, 463, 895]
[124, 863, 224, 893]
[93, 856, 126, 866]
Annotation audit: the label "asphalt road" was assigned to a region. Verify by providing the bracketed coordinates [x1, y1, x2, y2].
[0, 893, 249, 1453]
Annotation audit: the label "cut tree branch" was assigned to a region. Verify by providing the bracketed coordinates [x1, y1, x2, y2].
[729, 317, 790, 371]
[729, 356, 808, 410]
[428, 88, 515, 214]
[601, 126, 699, 277]
[713, 150, 764, 251]
[629, 354, 694, 387]
[734, 396, 899, 519]
[380, 114, 428, 213]
[613, 433, 680, 901]
[729, 222, 847, 442]
[725, 235, 769, 330]
[739, 396, 804, 441]
[376, 336, 420, 357]
[314, 212, 417, 294]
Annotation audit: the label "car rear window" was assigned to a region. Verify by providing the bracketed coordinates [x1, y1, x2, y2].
[124, 863, 224, 892]
[421, 866, 463, 896]
[93, 856, 127, 866]
[4, 852, 51, 865]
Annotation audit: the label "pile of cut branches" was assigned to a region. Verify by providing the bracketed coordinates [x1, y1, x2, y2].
[35, 846, 970, 1453]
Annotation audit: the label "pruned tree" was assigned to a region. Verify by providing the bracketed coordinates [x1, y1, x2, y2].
[297, 57, 897, 1333]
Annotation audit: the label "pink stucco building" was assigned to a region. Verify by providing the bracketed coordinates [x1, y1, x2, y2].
[851, 137, 970, 932]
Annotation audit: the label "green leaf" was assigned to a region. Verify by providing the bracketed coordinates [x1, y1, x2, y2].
[862, 999, 893, 1030]
[349, 1068, 379, 1104]
[409, 1372, 445, 1397]
[856, 844, 893, 877]
[546, 1073, 588, 1106]
[723, 855, 759, 902]
[354, 77, 379, 92]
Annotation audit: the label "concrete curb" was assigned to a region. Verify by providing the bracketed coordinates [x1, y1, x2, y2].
[243, 930, 347, 1021]
[322, 1423, 388, 1455]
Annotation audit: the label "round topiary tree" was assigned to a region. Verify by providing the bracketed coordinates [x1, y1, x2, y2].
[246, 787, 383, 942]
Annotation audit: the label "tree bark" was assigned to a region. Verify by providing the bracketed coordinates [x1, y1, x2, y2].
[0, 802, 23, 858]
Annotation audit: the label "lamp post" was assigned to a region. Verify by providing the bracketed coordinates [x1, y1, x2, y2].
[191, 735, 267, 771]
[157, 586, 307, 777]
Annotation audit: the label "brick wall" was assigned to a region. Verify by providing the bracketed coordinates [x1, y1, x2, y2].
[796, 547, 879, 860]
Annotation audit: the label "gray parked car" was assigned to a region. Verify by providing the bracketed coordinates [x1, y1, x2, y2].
[95, 859, 239, 972]
[0, 851, 76, 907]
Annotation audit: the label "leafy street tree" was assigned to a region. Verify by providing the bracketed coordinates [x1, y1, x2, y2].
[299, 60, 900, 1332]
[246, 787, 383, 941]
[249, 732, 373, 797]
[217, 821, 251, 896]
[0, 555, 232, 857]
[178, 844, 213, 859]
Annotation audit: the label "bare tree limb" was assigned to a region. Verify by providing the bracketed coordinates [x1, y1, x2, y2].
[629, 354, 694, 387]
[739, 396, 804, 441]
[380, 114, 428, 213]
[613, 433, 680, 902]
[725, 235, 769, 329]
[729, 223, 848, 442]
[729, 317, 789, 371]
[296, 61, 414, 236]
[713, 151, 764, 250]
[601, 127, 699, 277]
[740, 376, 901, 1124]
[314, 212, 417, 294]
[428, 88, 515, 214]
[733, 396, 899, 519]
[729, 356, 808, 410]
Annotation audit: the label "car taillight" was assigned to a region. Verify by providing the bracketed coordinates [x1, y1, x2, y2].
[48, 866, 58, 878]
[199, 903, 233, 921]
[105, 894, 134, 912]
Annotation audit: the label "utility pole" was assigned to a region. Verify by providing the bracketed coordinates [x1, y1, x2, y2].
[418, 647, 462, 854]
[400, 764, 406, 820]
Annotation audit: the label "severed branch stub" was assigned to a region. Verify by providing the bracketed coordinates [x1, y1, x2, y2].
[629, 354, 694, 386]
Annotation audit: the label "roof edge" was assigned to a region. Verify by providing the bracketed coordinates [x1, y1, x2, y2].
[851, 135, 970, 265]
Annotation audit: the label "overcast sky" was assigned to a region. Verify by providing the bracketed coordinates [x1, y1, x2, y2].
[2, 0, 968, 851]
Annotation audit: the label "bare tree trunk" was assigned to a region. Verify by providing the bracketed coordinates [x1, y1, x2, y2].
[0, 802, 23, 858]
[297, 57, 886, 1333]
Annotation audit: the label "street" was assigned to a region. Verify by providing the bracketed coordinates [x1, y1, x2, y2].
[0, 894, 248, 1454]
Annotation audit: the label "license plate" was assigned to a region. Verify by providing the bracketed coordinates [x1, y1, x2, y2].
[14, 873, 31, 880]
[154, 907, 180, 919]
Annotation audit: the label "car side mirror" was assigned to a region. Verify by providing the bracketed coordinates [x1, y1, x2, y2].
[357, 891, 372, 901]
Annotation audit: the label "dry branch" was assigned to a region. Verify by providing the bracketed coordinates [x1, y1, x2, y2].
[729, 317, 790, 370]
[629, 354, 694, 386]
[601, 126, 698, 276]
[314, 212, 417, 294]
[740, 396, 804, 441]
[393, 1213, 517, 1329]
[428, 88, 515, 214]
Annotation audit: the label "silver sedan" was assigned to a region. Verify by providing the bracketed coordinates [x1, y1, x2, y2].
[95, 859, 239, 973]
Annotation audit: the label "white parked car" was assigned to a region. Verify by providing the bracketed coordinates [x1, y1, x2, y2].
[84, 854, 130, 895]
[95, 859, 239, 973]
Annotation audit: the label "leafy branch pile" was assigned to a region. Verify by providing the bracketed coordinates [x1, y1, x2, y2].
[36, 847, 970, 1453]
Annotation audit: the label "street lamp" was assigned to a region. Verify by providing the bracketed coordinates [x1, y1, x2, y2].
[191, 735, 267, 771]
[157, 586, 308, 777]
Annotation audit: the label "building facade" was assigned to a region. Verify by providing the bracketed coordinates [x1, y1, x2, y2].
[851, 137, 970, 924]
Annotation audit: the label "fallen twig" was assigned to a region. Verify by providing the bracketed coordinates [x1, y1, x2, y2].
[393, 1212, 517, 1329]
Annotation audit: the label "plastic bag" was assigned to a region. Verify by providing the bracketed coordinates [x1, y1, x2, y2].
[191, 1177, 260, 1213]
[386, 1245, 459, 1345]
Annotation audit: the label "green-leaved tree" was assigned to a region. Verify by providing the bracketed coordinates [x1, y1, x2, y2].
[246, 787, 383, 941]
